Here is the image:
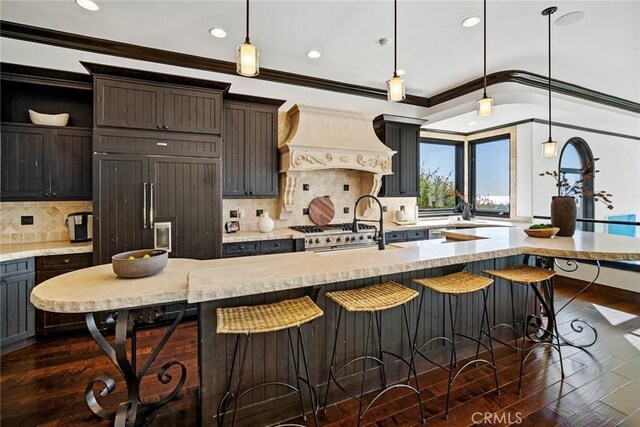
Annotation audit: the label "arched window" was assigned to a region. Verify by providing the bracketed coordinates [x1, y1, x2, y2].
[558, 137, 594, 232]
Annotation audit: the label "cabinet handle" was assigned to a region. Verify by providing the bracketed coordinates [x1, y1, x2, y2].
[249, 191, 254, 195]
[143, 182, 148, 229]
[52, 192, 57, 196]
[44, 192, 49, 197]
[163, 125, 169, 130]
[239, 246, 245, 250]
[62, 259, 70, 264]
[149, 183, 155, 228]
[157, 125, 162, 129]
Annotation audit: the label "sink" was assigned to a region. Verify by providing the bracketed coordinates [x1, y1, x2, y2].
[316, 244, 402, 256]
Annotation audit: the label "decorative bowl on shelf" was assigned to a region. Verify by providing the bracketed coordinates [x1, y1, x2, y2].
[523, 227, 560, 238]
[28, 109, 69, 126]
[112, 249, 168, 278]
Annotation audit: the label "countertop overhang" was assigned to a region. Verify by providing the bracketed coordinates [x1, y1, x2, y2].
[31, 227, 640, 313]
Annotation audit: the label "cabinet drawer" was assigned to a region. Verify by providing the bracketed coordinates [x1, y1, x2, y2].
[94, 129, 221, 157]
[222, 242, 260, 258]
[0, 258, 35, 277]
[36, 253, 93, 272]
[406, 229, 429, 241]
[385, 231, 407, 243]
[260, 239, 294, 254]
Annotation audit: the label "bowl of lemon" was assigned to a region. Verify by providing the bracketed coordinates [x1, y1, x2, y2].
[112, 249, 168, 278]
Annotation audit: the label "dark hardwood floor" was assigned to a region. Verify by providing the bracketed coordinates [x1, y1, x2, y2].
[1, 284, 639, 426]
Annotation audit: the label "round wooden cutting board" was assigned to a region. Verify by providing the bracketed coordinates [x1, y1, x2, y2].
[308, 196, 335, 226]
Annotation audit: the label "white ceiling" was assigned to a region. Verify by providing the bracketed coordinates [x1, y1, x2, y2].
[1, 0, 638, 103]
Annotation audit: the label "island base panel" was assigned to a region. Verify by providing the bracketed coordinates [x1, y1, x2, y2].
[199, 256, 535, 425]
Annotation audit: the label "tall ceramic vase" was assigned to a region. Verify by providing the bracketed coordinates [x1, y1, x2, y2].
[257, 212, 274, 233]
[551, 196, 576, 237]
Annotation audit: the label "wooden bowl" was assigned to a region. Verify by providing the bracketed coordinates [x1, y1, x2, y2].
[523, 227, 560, 238]
[112, 249, 168, 278]
[28, 109, 69, 126]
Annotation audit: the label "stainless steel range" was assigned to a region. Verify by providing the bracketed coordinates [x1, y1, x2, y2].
[290, 223, 379, 252]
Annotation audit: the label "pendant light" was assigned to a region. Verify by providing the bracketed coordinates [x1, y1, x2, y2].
[541, 6, 558, 157]
[476, 0, 493, 117]
[387, 0, 405, 102]
[237, 0, 259, 77]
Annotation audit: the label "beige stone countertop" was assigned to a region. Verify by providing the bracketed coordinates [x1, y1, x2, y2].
[222, 229, 305, 243]
[187, 227, 640, 303]
[31, 227, 640, 313]
[30, 258, 201, 313]
[385, 218, 517, 231]
[0, 240, 93, 262]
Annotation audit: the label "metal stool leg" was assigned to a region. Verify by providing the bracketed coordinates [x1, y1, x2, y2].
[510, 282, 519, 347]
[217, 335, 241, 426]
[402, 303, 426, 424]
[231, 334, 251, 427]
[518, 286, 530, 394]
[288, 328, 307, 422]
[375, 311, 388, 389]
[474, 287, 488, 363]
[444, 294, 459, 420]
[322, 306, 343, 413]
[298, 326, 319, 427]
[544, 279, 565, 379]
[357, 312, 374, 426]
[482, 287, 501, 395]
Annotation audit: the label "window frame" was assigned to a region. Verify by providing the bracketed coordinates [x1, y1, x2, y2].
[558, 137, 595, 232]
[468, 133, 511, 218]
[417, 138, 464, 217]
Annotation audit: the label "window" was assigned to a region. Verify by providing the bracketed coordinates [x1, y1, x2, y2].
[418, 138, 463, 213]
[469, 135, 510, 216]
[559, 137, 594, 232]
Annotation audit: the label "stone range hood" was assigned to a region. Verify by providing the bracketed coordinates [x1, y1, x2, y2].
[278, 105, 395, 218]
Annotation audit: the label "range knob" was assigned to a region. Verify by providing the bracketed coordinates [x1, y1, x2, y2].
[367, 235, 372, 239]
[359, 235, 364, 240]
[326, 237, 332, 243]
[351, 236, 356, 241]
[308, 239, 314, 244]
[315, 238, 320, 244]
[336, 237, 342, 242]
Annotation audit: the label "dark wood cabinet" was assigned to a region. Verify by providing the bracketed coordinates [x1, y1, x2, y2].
[94, 129, 221, 158]
[94, 154, 221, 264]
[385, 228, 429, 243]
[373, 115, 425, 197]
[0, 258, 35, 348]
[223, 101, 279, 198]
[34, 253, 93, 336]
[95, 77, 221, 134]
[0, 124, 92, 201]
[222, 238, 303, 258]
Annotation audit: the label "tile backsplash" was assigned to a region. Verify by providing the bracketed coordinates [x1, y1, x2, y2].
[0, 201, 93, 244]
[223, 170, 417, 231]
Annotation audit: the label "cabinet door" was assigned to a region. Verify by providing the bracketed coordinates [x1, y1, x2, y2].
[95, 78, 163, 130]
[380, 124, 402, 197]
[149, 156, 221, 259]
[0, 271, 35, 347]
[49, 129, 93, 200]
[163, 87, 221, 134]
[0, 125, 49, 200]
[246, 106, 278, 197]
[399, 127, 420, 197]
[35, 269, 87, 336]
[93, 154, 150, 265]
[223, 103, 249, 196]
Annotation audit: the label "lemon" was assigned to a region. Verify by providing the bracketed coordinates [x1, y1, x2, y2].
[143, 254, 151, 259]
[128, 256, 135, 260]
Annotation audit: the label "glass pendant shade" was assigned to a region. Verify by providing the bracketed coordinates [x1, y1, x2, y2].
[542, 138, 558, 158]
[476, 96, 493, 117]
[237, 41, 259, 77]
[387, 75, 405, 102]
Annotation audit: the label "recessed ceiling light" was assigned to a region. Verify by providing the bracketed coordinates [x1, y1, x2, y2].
[306, 50, 321, 59]
[461, 16, 480, 27]
[75, 0, 99, 11]
[555, 11, 586, 26]
[209, 28, 227, 38]
[468, 121, 478, 126]
[396, 69, 406, 76]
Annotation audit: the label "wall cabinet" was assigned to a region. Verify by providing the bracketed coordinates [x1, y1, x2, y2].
[373, 115, 424, 198]
[1, 124, 92, 201]
[95, 77, 222, 134]
[223, 101, 279, 197]
[35, 253, 93, 336]
[93, 154, 221, 264]
[0, 258, 35, 348]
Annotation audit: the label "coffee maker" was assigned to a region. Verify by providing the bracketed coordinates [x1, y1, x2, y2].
[65, 212, 93, 243]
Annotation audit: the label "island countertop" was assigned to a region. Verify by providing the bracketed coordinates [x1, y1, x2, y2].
[31, 227, 640, 313]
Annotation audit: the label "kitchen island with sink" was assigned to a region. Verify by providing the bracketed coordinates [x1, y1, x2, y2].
[30, 227, 640, 426]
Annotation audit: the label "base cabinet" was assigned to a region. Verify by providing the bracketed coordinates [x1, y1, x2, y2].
[0, 258, 35, 347]
[222, 239, 304, 258]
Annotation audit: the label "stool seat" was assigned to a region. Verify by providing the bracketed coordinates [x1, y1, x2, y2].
[482, 265, 555, 284]
[216, 296, 323, 334]
[414, 271, 493, 294]
[326, 281, 418, 312]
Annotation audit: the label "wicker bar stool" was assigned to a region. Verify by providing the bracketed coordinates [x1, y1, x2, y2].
[216, 296, 323, 426]
[412, 271, 500, 419]
[482, 264, 563, 393]
[321, 281, 425, 426]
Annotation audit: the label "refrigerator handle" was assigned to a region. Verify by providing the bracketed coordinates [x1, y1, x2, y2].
[143, 182, 148, 229]
[150, 183, 155, 228]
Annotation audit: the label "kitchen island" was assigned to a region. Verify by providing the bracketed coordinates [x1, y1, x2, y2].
[30, 227, 640, 426]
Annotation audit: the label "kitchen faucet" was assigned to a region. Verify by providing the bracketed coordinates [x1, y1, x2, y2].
[352, 195, 386, 250]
